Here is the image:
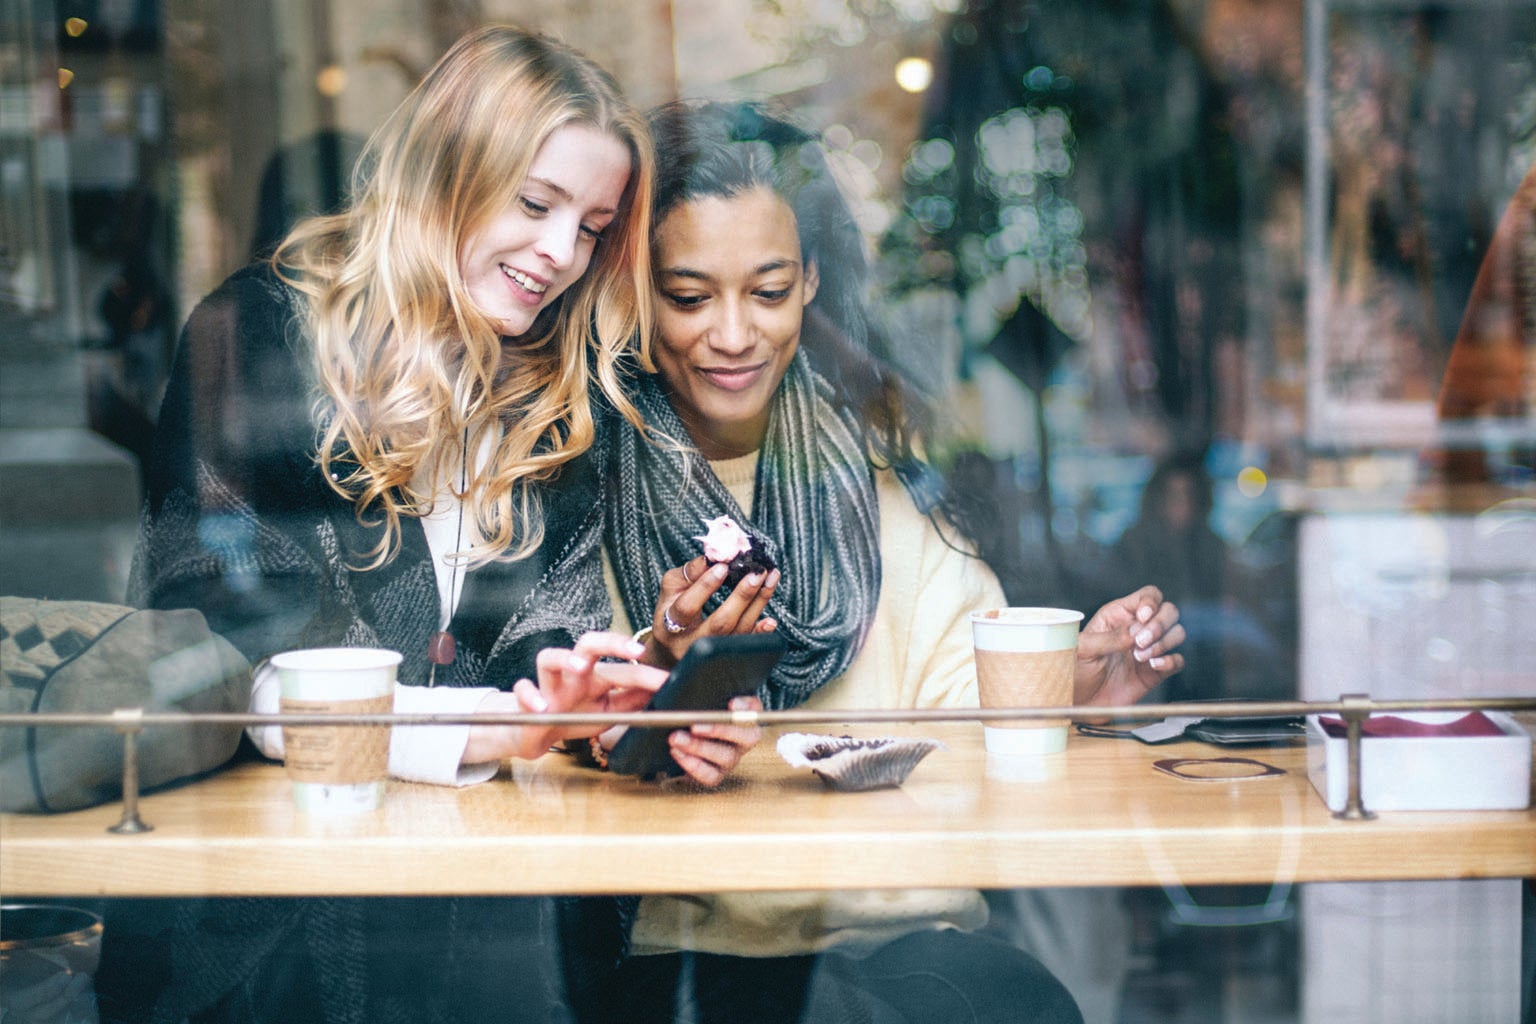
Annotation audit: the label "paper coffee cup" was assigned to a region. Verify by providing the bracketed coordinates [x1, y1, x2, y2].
[970, 607, 1083, 757]
[273, 647, 399, 813]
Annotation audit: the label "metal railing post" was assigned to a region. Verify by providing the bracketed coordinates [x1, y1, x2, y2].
[108, 708, 153, 834]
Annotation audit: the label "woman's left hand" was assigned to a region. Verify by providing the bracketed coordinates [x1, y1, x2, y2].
[463, 631, 666, 763]
[644, 556, 779, 667]
[664, 695, 764, 787]
[1074, 585, 1186, 708]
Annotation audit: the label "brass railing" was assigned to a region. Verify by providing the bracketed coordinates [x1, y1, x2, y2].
[3, 694, 1533, 833]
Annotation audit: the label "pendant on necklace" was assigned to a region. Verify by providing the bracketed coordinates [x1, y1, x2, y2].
[428, 630, 457, 666]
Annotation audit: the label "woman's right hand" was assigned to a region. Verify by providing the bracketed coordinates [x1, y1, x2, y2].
[644, 556, 779, 667]
[463, 631, 666, 763]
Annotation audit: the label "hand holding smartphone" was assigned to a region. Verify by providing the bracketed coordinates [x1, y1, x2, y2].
[604, 633, 785, 778]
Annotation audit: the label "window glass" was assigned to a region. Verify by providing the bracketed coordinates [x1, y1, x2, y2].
[2, 2, 1531, 1021]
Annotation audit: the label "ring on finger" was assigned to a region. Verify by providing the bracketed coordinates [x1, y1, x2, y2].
[662, 605, 687, 635]
[681, 562, 695, 584]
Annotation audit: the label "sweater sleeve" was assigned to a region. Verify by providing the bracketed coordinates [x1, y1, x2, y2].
[900, 499, 1007, 710]
[390, 684, 501, 786]
[130, 265, 344, 664]
[800, 468, 1005, 713]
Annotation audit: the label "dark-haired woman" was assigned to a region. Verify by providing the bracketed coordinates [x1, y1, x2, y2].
[591, 99, 1187, 1024]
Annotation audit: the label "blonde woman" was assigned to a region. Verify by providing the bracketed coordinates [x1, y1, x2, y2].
[124, 26, 754, 1024]
[133, 25, 767, 783]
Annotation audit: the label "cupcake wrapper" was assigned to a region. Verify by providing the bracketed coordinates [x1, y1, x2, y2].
[776, 733, 944, 791]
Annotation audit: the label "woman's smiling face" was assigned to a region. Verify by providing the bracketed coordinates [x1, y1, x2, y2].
[459, 122, 631, 339]
[651, 187, 818, 459]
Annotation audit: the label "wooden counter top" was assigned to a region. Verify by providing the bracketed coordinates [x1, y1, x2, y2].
[3, 723, 1531, 897]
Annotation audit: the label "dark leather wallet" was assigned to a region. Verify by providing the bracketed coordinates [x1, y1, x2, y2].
[1183, 716, 1305, 746]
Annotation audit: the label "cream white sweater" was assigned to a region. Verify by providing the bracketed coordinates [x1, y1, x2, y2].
[606, 451, 1006, 958]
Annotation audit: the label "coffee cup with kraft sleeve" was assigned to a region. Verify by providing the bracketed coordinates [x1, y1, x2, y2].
[970, 608, 1084, 756]
[273, 647, 399, 813]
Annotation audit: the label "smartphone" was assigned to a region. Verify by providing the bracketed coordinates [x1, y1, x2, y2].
[604, 632, 786, 778]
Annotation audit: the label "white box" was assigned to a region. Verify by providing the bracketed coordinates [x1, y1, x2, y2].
[1305, 712, 1532, 812]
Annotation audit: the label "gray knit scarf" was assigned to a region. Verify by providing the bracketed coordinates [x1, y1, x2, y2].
[605, 353, 881, 710]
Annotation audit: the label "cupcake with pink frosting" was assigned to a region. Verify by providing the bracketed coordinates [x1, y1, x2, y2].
[695, 515, 776, 588]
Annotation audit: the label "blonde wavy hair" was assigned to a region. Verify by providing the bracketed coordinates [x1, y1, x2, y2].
[274, 24, 654, 568]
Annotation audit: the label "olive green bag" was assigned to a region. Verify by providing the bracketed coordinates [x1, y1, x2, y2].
[0, 597, 250, 812]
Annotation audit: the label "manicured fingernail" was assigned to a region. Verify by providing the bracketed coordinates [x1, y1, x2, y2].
[767, 570, 780, 587]
[568, 654, 588, 672]
[1139, 605, 1154, 621]
[746, 572, 764, 586]
[709, 564, 728, 580]
[1149, 657, 1166, 669]
[1134, 647, 1149, 663]
[626, 640, 646, 657]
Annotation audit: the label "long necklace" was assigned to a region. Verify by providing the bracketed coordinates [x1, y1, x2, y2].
[427, 428, 468, 686]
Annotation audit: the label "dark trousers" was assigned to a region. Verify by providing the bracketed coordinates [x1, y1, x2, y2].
[606, 930, 1084, 1024]
[94, 896, 580, 1024]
